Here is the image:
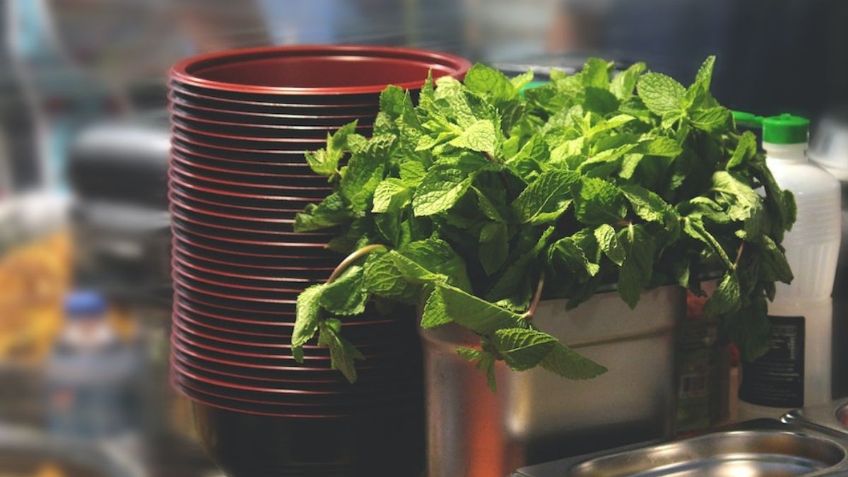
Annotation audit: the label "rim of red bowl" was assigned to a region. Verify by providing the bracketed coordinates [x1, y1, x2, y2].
[170, 45, 470, 96]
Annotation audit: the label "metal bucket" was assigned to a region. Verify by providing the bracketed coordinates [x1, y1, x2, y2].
[420, 285, 685, 477]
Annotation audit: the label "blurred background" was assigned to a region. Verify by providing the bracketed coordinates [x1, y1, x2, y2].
[0, 1, 846, 476]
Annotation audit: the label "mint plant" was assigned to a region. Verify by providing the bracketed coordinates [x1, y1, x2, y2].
[292, 57, 795, 386]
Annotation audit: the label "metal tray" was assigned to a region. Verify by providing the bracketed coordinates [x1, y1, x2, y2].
[512, 420, 848, 477]
[784, 399, 848, 439]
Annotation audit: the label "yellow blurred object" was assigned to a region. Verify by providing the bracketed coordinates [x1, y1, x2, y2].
[33, 463, 66, 477]
[0, 233, 72, 364]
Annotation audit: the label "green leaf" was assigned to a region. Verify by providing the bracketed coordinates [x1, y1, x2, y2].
[584, 87, 619, 115]
[638, 136, 682, 157]
[728, 131, 757, 169]
[363, 251, 417, 302]
[549, 231, 601, 277]
[704, 271, 741, 317]
[683, 216, 733, 268]
[412, 164, 474, 216]
[686, 55, 716, 108]
[711, 171, 763, 223]
[581, 58, 612, 88]
[758, 236, 794, 284]
[617, 224, 656, 308]
[422, 284, 528, 334]
[392, 238, 472, 291]
[464, 64, 517, 101]
[449, 119, 498, 155]
[512, 169, 579, 224]
[318, 318, 365, 383]
[292, 284, 325, 361]
[294, 192, 352, 232]
[510, 70, 535, 91]
[691, 107, 731, 132]
[620, 184, 677, 225]
[540, 341, 607, 380]
[340, 136, 392, 210]
[493, 328, 556, 370]
[372, 178, 409, 213]
[379, 85, 414, 119]
[637, 73, 686, 115]
[479, 222, 509, 275]
[572, 177, 628, 225]
[473, 187, 505, 222]
[594, 224, 625, 266]
[610, 62, 646, 99]
[320, 265, 367, 316]
[305, 121, 360, 176]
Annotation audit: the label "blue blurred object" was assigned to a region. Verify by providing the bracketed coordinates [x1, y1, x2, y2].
[64, 290, 108, 318]
[47, 291, 142, 441]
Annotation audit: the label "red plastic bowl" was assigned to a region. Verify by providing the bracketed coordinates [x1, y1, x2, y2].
[171, 115, 373, 141]
[168, 87, 382, 115]
[169, 162, 332, 195]
[170, 45, 470, 96]
[170, 108, 372, 135]
[173, 127, 326, 152]
[169, 97, 374, 126]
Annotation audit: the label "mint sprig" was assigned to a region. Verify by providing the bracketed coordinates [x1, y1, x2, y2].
[292, 56, 795, 385]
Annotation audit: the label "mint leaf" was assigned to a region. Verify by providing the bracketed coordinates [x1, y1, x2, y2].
[549, 230, 600, 277]
[728, 131, 757, 169]
[581, 58, 611, 88]
[540, 341, 607, 379]
[449, 119, 498, 155]
[493, 328, 556, 370]
[610, 62, 646, 99]
[372, 178, 409, 213]
[637, 73, 686, 115]
[512, 169, 579, 224]
[704, 271, 741, 317]
[363, 251, 417, 302]
[340, 136, 392, 210]
[379, 85, 414, 119]
[412, 164, 473, 216]
[510, 70, 535, 91]
[464, 64, 517, 102]
[572, 177, 627, 225]
[318, 318, 364, 383]
[683, 216, 733, 268]
[594, 224, 625, 266]
[295, 192, 352, 232]
[758, 236, 793, 283]
[479, 222, 509, 275]
[422, 284, 528, 334]
[392, 238, 472, 291]
[292, 284, 325, 361]
[320, 265, 367, 316]
[617, 224, 656, 308]
[639, 136, 682, 157]
[712, 171, 763, 223]
[620, 184, 677, 226]
[691, 107, 731, 132]
[305, 121, 360, 176]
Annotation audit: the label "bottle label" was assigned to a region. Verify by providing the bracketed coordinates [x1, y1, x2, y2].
[739, 315, 805, 408]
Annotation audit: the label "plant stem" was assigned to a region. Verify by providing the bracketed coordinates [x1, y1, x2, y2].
[733, 242, 745, 270]
[327, 244, 387, 283]
[522, 274, 546, 321]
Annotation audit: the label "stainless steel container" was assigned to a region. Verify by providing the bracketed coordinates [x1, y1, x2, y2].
[512, 419, 848, 477]
[783, 399, 848, 438]
[420, 285, 684, 477]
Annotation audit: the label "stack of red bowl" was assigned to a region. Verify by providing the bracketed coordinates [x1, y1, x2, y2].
[167, 46, 470, 476]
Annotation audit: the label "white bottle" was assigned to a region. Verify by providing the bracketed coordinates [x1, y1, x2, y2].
[738, 114, 842, 419]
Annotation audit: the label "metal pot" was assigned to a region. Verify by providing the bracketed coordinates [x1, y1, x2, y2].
[512, 419, 848, 477]
[420, 285, 685, 477]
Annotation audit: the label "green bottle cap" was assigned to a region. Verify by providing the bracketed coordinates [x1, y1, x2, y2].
[518, 80, 549, 97]
[731, 111, 764, 128]
[762, 113, 809, 144]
